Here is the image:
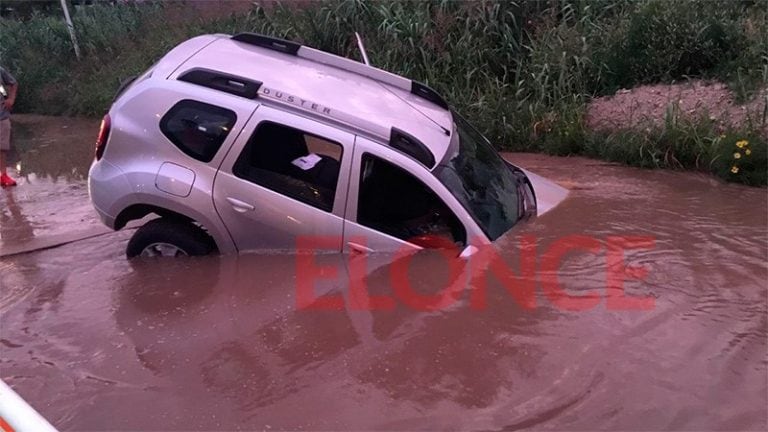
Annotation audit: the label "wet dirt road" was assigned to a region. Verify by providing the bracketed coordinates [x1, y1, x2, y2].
[1, 116, 767, 431]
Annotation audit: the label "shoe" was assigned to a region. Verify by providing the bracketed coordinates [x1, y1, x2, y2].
[0, 173, 17, 187]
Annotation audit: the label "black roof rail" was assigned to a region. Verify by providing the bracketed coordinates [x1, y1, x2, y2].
[231, 33, 300, 55]
[389, 127, 435, 168]
[411, 81, 448, 110]
[178, 68, 262, 99]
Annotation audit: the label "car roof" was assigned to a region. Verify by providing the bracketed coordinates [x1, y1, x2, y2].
[164, 34, 455, 169]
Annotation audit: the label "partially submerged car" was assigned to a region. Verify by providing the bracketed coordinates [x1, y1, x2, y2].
[88, 33, 567, 258]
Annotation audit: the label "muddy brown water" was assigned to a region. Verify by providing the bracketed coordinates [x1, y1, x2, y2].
[1, 116, 767, 431]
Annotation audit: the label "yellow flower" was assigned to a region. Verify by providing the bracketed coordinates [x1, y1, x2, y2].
[731, 166, 739, 174]
[745, 149, 752, 156]
[736, 140, 749, 148]
[733, 152, 741, 159]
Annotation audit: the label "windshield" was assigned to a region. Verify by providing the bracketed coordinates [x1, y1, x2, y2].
[435, 112, 521, 241]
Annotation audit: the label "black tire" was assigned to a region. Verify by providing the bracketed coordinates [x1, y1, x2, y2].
[126, 218, 217, 258]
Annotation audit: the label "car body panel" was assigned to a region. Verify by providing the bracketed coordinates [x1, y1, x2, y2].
[88, 158, 131, 226]
[90, 80, 259, 254]
[212, 105, 355, 252]
[155, 162, 196, 197]
[152, 34, 222, 81]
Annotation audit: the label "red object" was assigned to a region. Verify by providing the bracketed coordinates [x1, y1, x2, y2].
[0, 173, 17, 187]
[0, 415, 16, 432]
[95, 114, 111, 160]
[408, 234, 457, 250]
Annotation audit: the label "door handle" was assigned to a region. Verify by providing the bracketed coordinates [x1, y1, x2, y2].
[347, 241, 373, 254]
[226, 197, 255, 212]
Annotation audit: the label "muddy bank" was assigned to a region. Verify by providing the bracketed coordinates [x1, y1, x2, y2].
[586, 80, 768, 135]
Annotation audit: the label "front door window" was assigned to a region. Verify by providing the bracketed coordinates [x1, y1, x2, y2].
[356, 153, 466, 248]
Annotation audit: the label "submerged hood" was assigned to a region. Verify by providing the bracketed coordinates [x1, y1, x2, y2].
[520, 168, 570, 216]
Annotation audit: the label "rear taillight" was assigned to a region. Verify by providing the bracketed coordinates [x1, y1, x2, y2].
[95, 114, 111, 161]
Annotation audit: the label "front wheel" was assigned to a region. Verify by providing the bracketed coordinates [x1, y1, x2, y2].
[126, 218, 217, 258]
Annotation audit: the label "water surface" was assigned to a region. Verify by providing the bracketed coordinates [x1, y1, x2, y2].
[1, 117, 766, 430]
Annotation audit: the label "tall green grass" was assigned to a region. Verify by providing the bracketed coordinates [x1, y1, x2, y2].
[2, 3, 155, 112]
[1, 0, 766, 185]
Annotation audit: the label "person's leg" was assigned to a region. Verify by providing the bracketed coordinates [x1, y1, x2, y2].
[0, 118, 16, 186]
[0, 118, 7, 175]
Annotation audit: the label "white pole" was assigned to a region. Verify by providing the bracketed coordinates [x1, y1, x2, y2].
[59, 0, 81, 59]
[355, 32, 370, 66]
[0, 379, 58, 432]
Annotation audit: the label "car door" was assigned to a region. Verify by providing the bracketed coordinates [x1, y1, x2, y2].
[213, 106, 353, 252]
[343, 136, 478, 254]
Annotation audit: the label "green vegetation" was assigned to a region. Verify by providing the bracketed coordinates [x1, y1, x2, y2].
[1, 0, 766, 185]
[585, 116, 768, 187]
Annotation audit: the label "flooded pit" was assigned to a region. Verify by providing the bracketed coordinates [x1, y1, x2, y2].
[1, 115, 766, 430]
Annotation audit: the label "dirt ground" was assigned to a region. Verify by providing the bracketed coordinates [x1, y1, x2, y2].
[586, 80, 768, 134]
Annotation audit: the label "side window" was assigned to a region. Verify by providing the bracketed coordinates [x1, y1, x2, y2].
[160, 100, 236, 162]
[357, 154, 466, 248]
[233, 122, 343, 212]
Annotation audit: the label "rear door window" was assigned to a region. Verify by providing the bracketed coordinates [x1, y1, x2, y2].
[160, 99, 236, 162]
[232, 122, 343, 212]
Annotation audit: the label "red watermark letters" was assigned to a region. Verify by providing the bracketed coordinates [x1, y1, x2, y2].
[296, 234, 656, 312]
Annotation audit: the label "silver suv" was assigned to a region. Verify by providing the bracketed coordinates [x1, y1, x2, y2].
[88, 33, 567, 258]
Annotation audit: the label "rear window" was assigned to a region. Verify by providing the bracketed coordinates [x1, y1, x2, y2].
[160, 100, 236, 162]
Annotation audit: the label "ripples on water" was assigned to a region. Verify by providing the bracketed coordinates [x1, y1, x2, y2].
[1, 154, 766, 430]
